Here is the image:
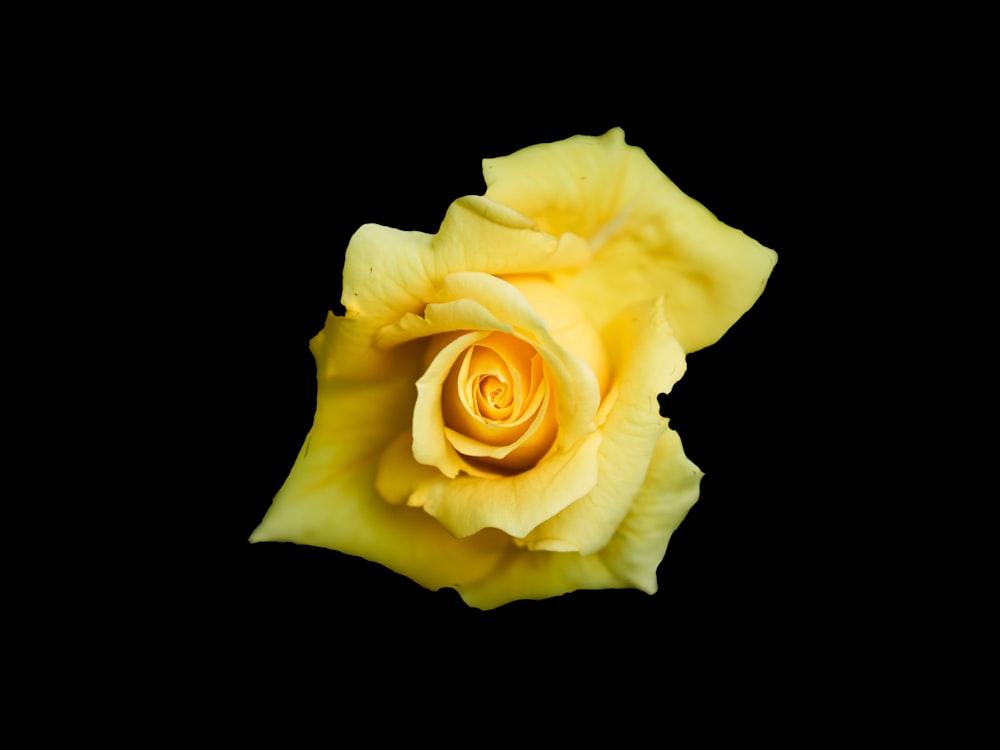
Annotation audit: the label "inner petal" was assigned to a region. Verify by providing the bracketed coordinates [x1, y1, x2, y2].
[477, 374, 512, 419]
[461, 346, 515, 421]
[440, 331, 558, 470]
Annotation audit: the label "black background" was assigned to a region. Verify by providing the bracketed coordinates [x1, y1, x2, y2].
[152, 30, 895, 682]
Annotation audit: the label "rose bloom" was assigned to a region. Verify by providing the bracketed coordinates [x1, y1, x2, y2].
[251, 129, 776, 609]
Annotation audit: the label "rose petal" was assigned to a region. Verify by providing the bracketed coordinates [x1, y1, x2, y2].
[407, 430, 603, 540]
[522, 297, 689, 555]
[500, 274, 608, 395]
[453, 426, 701, 610]
[456, 547, 624, 611]
[412, 330, 495, 479]
[251, 322, 509, 589]
[374, 431, 443, 505]
[598, 427, 703, 593]
[381, 272, 601, 457]
[342, 195, 590, 328]
[483, 128, 777, 352]
[312, 312, 425, 380]
[430, 273, 601, 452]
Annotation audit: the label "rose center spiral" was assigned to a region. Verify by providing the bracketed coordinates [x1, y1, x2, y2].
[479, 376, 509, 414]
[438, 331, 558, 473]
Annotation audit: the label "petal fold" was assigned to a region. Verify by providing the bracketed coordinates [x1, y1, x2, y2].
[522, 297, 688, 554]
[483, 128, 777, 353]
[598, 427, 703, 593]
[342, 195, 590, 329]
[408, 430, 603, 540]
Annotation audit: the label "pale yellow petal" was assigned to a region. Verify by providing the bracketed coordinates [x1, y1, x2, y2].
[522, 297, 687, 554]
[251, 362, 509, 591]
[454, 414, 702, 608]
[483, 128, 777, 353]
[599, 427, 703, 593]
[342, 195, 590, 330]
[431, 196, 591, 277]
[407, 430, 603, 539]
[456, 546, 625, 610]
[311, 311, 424, 381]
[374, 297, 513, 350]
[455, 425, 702, 609]
[341, 224, 436, 324]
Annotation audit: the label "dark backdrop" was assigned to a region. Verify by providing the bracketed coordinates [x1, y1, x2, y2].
[162, 39, 878, 686]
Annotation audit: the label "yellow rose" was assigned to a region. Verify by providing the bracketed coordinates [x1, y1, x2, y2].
[251, 128, 776, 609]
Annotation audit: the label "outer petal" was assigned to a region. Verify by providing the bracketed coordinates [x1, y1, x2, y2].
[457, 546, 625, 611]
[599, 427, 703, 593]
[250, 317, 509, 590]
[455, 423, 702, 609]
[342, 195, 590, 327]
[521, 297, 687, 554]
[335, 194, 590, 376]
[483, 128, 777, 353]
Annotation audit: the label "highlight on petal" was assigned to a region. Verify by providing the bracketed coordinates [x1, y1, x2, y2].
[483, 128, 777, 353]
[521, 297, 688, 555]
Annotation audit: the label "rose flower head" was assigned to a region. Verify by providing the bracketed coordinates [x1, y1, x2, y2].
[251, 128, 776, 609]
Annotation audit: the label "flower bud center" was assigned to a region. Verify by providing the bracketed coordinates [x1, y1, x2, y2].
[438, 331, 558, 474]
[479, 375, 510, 415]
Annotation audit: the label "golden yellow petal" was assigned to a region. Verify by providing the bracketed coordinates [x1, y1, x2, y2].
[441, 334, 554, 466]
[483, 128, 777, 353]
[412, 330, 493, 478]
[433, 272, 601, 451]
[378, 272, 602, 455]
